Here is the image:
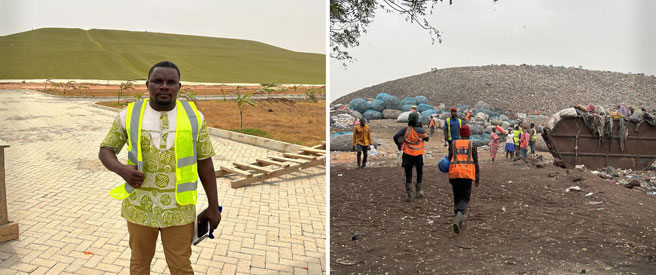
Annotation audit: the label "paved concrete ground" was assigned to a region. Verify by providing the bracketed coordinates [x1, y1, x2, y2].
[0, 90, 326, 274]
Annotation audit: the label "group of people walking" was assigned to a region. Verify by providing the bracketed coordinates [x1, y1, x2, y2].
[350, 106, 540, 234]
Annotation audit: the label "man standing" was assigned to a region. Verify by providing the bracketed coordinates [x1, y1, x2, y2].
[512, 125, 521, 161]
[352, 118, 372, 169]
[394, 112, 429, 202]
[444, 107, 462, 153]
[99, 61, 221, 274]
[529, 123, 538, 155]
[448, 124, 479, 234]
[520, 126, 530, 161]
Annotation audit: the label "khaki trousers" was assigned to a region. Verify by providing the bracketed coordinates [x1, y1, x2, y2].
[127, 221, 194, 275]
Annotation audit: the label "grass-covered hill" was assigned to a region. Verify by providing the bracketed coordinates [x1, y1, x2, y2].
[0, 28, 325, 84]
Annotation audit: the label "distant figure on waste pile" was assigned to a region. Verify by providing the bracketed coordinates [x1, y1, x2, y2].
[429, 116, 437, 136]
[444, 107, 462, 154]
[529, 123, 538, 155]
[448, 124, 479, 234]
[489, 128, 500, 162]
[520, 126, 530, 161]
[505, 128, 515, 160]
[352, 118, 372, 169]
[394, 112, 429, 202]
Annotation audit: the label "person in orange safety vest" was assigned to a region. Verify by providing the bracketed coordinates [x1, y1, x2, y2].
[393, 112, 429, 202]
[448, 124, 480, 234]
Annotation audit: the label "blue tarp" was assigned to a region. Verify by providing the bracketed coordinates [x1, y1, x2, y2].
[363, 110, 384, 120]
[415, 95, 428, 105]
[376, 93, 391, 101]
[417, 103, 435, 112]
[349, 98, 369, 113]
[369, 99, 386, 112]
[401, 97, 418, 106]
[331, 132, 351, 138]
[421, 109, 437, 117]
[401, 104, 414, 112]
[384, 96, 402, 110]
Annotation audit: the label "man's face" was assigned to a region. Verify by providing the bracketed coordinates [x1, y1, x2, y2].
[147, 67, 180, 105]
[451, 110, 457, 117]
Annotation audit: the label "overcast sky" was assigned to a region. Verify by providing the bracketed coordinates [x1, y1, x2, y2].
[0, 0, 326, 54]
[330, 0, 656, 99]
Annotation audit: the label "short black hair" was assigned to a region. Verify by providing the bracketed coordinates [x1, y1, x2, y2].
[531, 123, 535, 127]
[148, 61, 180, 80]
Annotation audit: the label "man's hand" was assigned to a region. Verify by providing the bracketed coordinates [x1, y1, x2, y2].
[352, 145, 355, 151]
[200, 207, 221, 232]
[475, 181, 480, 188]
[444, 141, 448, 147]
[119, 165, 145, 188]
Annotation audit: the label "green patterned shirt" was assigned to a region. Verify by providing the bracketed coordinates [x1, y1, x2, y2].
[101, 103, 215, 228]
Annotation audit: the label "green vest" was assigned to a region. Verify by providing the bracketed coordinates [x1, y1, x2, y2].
[109, 99, 201, 205]
[530, 128, 537, 142]
[512, 130, 520, 145]
[446, 117, 462, 141]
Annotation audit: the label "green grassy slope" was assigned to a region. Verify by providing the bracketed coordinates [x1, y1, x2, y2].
[0, 28, 325, 84]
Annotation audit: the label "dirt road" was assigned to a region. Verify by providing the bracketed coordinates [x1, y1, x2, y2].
[330, 158, 656, 274]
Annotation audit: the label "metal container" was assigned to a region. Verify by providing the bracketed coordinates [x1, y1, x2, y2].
[542, 117, 656, 170]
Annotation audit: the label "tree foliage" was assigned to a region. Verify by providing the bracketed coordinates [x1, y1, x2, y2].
[330, 0, 498, 63]
[235, 92, 256, 130]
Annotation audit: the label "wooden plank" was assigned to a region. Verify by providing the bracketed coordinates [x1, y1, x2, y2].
[270, 156, 307, 164]
[231, 158, 325, 188]
[219, 166, 253, 178]
[256, 158, 290, 167]
[299, 147, 325, 154]
[0, 222, 19, 243]
[282, 153, 316, 160]
[215, 169, 231, 177]
[233, 162, 275, 174]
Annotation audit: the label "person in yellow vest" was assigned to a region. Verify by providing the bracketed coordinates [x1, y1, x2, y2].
[393, 112, 429, 202]
[99, 61, 221, 274]
[443, 107, 462, 153]
[512, 124, 523, 161]
[529, 123, 538, 155]
[448, 124, 479, 234]
[352, 118, 372, 169]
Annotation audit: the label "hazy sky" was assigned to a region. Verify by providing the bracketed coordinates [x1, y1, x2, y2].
[0, 0, 326, 54]
[330, 0, 656, 99]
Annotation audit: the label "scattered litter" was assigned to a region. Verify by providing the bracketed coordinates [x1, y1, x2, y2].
[83, 251, 94, 255]
[352, 233, 359, 240]
[427, 219, 434, 225]
[337, 174, 342, 177]
[336, 258, 356, 266]
[565, 186, 582, 192]
[508, 181, 512, 184]
[501, 207, 506, 212]
[401, 216, 408, 220]
[588, 201, 603, 205]
[585, 192, 593, 197]
[575, 164, 586, 171]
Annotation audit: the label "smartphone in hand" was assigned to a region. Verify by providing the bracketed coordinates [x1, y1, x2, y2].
[192, 206, 222, 246]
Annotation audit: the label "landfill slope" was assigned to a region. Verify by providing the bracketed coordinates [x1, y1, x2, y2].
[332, 65, 656, 114]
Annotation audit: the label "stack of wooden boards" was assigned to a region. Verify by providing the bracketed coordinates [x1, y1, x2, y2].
[215, 142, 326, 188]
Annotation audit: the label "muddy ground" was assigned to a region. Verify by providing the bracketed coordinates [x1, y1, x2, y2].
[330, 120, 656, 274]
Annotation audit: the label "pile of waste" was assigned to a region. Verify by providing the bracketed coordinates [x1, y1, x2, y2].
[588, 165, 656, 195]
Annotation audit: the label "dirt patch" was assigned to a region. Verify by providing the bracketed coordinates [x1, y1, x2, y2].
[97, 100, 325, 147]
[0, 82, 324, 97]
[331, 153, 656, 274]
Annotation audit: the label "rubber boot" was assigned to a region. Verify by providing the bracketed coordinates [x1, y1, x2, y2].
[356, 157, 361, 169]
[405, 182, 413, 202]
[415, 182, 424, 198]
[453, 211, 463, 234]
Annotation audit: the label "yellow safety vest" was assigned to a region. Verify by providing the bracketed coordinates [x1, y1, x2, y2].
[446, 117, 462, 141]
[109, 99, 201, 205]
[530, 128, 537, 142]
[512, 130, 520, 145]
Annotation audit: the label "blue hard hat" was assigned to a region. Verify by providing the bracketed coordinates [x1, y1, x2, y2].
[438, 156, 450, 173]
